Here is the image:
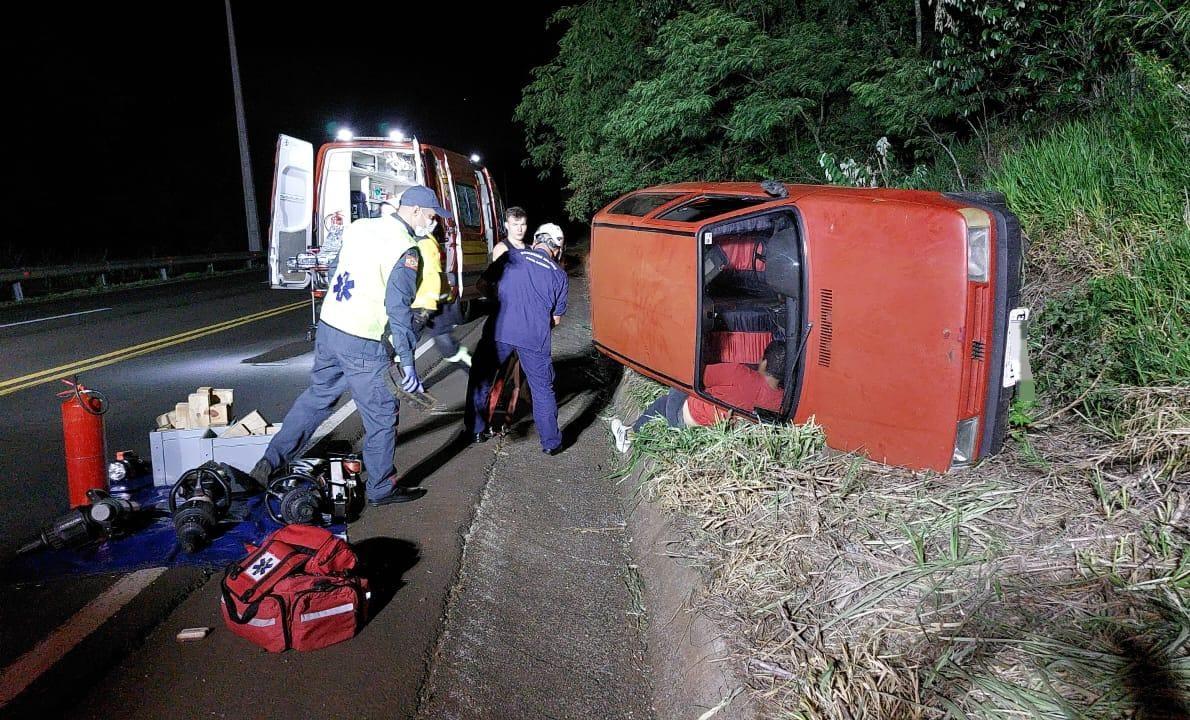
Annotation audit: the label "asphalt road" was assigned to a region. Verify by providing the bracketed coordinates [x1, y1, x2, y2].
[0, 260, 646, 719]
[0, 272, 487, 717]
[0, 272, 318, 553]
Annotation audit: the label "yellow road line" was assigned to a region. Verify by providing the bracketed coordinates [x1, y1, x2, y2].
[0, 300, 307, 389]
[0, 300, 307, 397]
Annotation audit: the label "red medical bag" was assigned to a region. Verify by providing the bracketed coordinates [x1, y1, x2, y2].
[220, 524, 368, 652]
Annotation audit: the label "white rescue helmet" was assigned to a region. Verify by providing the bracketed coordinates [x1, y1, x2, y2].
[533, 223, 565, 249]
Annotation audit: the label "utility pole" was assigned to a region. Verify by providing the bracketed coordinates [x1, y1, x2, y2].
[225, 0, 262, 253]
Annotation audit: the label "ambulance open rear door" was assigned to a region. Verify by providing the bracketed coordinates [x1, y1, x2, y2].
[268, 134, 314, 289]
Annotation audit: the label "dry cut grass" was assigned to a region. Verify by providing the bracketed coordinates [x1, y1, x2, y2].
[615, 373, 1189, 719]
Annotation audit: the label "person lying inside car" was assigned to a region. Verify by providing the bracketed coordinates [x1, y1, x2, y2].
[611, 340, 786, 453]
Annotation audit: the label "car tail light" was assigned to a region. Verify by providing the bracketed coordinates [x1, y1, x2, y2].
[952, 417, 980, 468]
[960, 208, 991, 283]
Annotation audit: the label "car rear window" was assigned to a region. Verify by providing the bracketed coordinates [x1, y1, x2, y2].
[656, 195, 768, 222]
[608, 192, 684, 216]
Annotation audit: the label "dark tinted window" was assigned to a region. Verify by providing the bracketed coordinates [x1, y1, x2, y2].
[657, 195, 768, 222]
[608, 192, 684, 216]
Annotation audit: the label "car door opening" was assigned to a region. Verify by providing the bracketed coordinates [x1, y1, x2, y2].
[697, 210, 804, 419]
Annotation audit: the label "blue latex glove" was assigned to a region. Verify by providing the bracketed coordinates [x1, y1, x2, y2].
[400, 365, 424, 394]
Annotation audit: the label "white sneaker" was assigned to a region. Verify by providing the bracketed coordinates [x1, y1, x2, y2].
[446, 347, 472, 367]
[611, 418, 631, 454]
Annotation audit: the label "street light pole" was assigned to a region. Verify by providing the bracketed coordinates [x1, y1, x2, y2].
[225, 0, 262, 253]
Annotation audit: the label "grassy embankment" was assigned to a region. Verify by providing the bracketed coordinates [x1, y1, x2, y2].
[616, 65, 1188, 719]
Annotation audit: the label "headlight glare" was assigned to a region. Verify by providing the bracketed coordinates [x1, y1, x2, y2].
[967, 226, 989, 282]
[107, 461, 128, 483]
[959, 208, 991, 283]
[951, 417, 980, 467]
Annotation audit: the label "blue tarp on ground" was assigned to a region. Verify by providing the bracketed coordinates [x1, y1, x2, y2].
[3, 485, 347, 584]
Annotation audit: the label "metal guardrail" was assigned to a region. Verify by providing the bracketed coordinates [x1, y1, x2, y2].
[2, 252, 260, 301]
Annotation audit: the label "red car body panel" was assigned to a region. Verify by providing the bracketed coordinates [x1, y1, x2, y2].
[791, 190, 977, 470]
[590, 224, 699, 387]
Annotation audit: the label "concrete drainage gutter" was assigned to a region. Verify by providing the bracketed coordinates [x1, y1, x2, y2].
[612, 382, 757, 720]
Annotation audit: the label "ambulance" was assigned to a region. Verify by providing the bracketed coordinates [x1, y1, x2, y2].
[266, 133, 503, 309]
[589, 182, 1029, 472]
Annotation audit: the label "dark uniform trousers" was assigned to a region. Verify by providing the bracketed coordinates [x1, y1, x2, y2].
[417, 299, 463, 357]
[263, 322, 398, 500]
[467, 339, 561, 451]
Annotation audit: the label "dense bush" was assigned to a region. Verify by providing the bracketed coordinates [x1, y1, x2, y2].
[987, 61, 1188, 429]
[519, 1, 1187, 217]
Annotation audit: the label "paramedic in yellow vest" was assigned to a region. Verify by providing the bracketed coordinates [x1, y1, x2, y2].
[411, 220, 444, 319]
[409, 218, 473, 368]
[253, 185, 453, 507]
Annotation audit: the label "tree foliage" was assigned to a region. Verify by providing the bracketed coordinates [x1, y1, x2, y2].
[517, 0, 1188, 219]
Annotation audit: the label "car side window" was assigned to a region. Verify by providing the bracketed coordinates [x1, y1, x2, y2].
[608, 193, 684, 216]
[658, 195, 768, 222]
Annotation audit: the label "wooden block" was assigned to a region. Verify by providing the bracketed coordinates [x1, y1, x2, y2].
[188, 391, 212, 415]
[221, 421, 250, 438]
[196, 386, 213, 396]
[176, 627, 211, 642]
[207, 403, 230, 427]
[156, 412, 172, 430]
[238, 410, 269, 435]
[167, 410, 181, 429]
[188, 391, 213, 428]
[213, 388, 234, 406]
[174, 403, 191, 429]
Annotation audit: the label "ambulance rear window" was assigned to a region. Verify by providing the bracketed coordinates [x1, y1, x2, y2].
[609, 192, 683, 217]
[454, 183, 482, 229]
[656, 195, 768, 222]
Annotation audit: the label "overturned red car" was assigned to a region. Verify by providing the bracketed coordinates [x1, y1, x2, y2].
[589, 182, 1028, 472]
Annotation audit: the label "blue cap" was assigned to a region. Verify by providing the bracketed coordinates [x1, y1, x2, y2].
[398, 185, 452, 219]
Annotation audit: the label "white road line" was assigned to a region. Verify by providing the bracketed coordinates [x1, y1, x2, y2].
[0, 307, 112, 329]
[0, 566, 167, 707]
[309, 399, 358, 448]
[304, 339, 435, 448]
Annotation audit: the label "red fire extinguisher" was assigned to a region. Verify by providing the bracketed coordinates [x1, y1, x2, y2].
[58, 378, 108, 508]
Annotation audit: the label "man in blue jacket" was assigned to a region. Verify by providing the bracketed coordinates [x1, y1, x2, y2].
[253, 185, 451, 506]
[466, 223, 569, 454]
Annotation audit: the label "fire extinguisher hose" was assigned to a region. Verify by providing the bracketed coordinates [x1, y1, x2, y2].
[57, 377, 108, 415]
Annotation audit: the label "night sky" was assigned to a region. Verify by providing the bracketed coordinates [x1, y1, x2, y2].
[8, 2, 567, 266]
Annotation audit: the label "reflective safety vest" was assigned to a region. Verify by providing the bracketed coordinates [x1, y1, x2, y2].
[320, 215, 416, 341]
[412, 236, 445, 312]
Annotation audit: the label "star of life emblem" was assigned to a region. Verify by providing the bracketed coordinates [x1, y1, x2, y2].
[247, 552, 281, 580]
[333, 272, 354, 301]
